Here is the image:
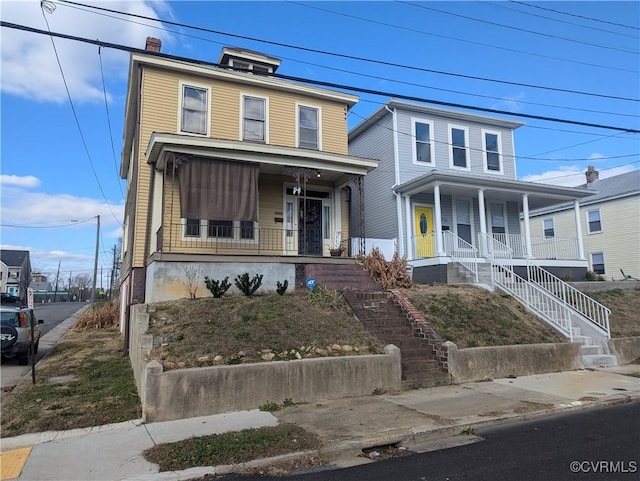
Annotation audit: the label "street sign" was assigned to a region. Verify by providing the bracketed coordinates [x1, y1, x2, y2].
[27, 288, 34, 309]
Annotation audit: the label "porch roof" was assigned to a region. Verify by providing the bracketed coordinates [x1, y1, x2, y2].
[393, 169, 594, 210]
[146, 133, 379, 185]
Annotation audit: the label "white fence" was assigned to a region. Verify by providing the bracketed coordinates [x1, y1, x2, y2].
[351, 237, 397, 261]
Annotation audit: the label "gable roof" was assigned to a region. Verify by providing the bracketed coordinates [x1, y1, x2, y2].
[0, 250, 30, 269]
[529, 169, 640, 216]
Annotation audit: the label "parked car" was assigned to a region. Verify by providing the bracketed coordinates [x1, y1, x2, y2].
[0, 305, 43, 365]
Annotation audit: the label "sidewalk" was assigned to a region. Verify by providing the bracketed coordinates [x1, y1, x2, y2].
[2, 364, 638, 481]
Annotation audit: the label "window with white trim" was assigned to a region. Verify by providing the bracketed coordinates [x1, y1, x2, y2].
[489, 203, 506, 234]
[180, 84, 209, 135]
[590, 252, 605, 274]
[455, 198, 473, 244]
[185, 218, 201, 237]
[587, 209, 602, 234]
[242, 95, 266, 142]
[543, 218, 555, 238]
[483, 130, 502, 172]
[298, 105, 319, 149]
[412, 119, 434, 164]
[184, 219, 257, 242]
[450, 126, 468, 169]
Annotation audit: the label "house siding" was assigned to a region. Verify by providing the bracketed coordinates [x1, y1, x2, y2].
[529, 195, 640, 279]
[348, 114, 396, 239]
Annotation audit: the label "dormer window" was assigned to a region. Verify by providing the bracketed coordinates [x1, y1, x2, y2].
[219, 47, 281, 75]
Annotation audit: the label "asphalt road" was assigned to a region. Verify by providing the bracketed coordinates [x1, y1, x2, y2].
[1, 302, 86, 388]
[220, 400, 640, 481]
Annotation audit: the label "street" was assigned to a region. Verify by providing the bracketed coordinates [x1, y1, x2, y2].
[1, 302, 86, 388]
[220, 400, 640, 481]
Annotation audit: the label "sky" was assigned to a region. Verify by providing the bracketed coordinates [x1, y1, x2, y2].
[1, 0, 638, 286]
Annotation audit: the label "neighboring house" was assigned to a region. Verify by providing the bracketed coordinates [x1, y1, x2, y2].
[119, 39, 377, 326]
[527, 168, 640, 281]
[0, 261, 7, 295]
[0, 250, 31, 300]
[348, 100, 594, 282]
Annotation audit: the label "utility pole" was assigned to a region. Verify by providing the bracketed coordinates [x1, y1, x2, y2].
[53, 261, 61, 303]
[68, 272, 72, 302]
[91, 215, 100, 309]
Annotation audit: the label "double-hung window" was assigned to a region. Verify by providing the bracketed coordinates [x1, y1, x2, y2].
[483, 130, 501, 172]
[298, 105, 319, 149]
[185, 218, 201, 237]
[412, 119, 434, 164]
[587, 209, 602, 234]
[591, 252, 605, 274]
[180, 84, 209, 135]
[543, 218, 555, 238]
[243, 96, 266, 142]
[450, 126, 468, 169]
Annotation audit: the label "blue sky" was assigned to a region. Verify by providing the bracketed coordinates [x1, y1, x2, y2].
[1, 0, 638, 284]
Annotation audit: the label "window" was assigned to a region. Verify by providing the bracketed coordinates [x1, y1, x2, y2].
[240, 221, 255, 240]
[591, 252, 605, 274]
[298, 105, 318, 149]
[243, 96, 266, 142]
[323, 205, 331, 239]
[450, 126, 468, 168]
[455, 199, 472, 244]
[543, 218, 555, 238]
[208, 220, 233, 238]
[180, 84, 208, 135]
[490, 203, 506, 234]
[587, 209, 602, 233]
[483, 131, 501, 172]
[413, 120, 433, 164]
[185, 219, 201, 237]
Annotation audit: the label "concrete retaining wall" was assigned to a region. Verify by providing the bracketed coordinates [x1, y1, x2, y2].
[609, 337, 640, 365]
[128, 304, 402, 422]
[444, 341, 583, 384]
[570, 281, 640, 292]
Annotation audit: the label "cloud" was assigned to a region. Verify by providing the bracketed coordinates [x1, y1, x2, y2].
[0, 186, 124, 228]
[521, 165, 637, 187]
[490, 92, 525, 112]
[0, 174, 41, 188]
[1, 0, 171, 103]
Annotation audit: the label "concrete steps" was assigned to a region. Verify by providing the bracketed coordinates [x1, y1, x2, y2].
[572, 327, 617, 368]
[343, 290, 450, 390]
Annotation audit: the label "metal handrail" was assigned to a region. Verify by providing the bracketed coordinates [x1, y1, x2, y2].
[527, 264, 611, 338]
[478, 232, 513, 271]
[443, 231, 478, 282]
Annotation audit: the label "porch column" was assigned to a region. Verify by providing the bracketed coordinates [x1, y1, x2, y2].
[434, 183, 445, 256]
[477, 188, 487, 256]
[333, 188, 342, 249]
[395, 193, 405, 258]
[574, 199, 586, 260]
[522, 194, 533, 259]
[404, 195, 413, 259]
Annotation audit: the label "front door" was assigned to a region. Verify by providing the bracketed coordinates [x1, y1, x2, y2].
[414, 205, 435, 258]
[299, 198, 323, 255]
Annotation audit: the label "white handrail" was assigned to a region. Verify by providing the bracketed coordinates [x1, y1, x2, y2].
[478, 232, 513, 271]
[527, 264, 611, 338]
[443, 231, 478, 282]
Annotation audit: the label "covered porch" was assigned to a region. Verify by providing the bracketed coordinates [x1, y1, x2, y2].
[393, 171, 593, 279]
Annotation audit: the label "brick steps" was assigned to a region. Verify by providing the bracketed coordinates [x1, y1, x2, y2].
[343, 290, 450, 390]
[306, 264, 380, 291]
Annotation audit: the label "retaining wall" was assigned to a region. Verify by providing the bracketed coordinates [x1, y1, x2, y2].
[608, 337, 640, 365]
[444, 341, 583, 384]
[128, 304, 402, 422]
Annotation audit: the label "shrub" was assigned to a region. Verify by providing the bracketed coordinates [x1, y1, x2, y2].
[585, 270, 605, 281]
[362, 248, 414, 290]
[204, 276, 231, 298]
[234, 273, 263, 296]
[276, 280, 289, 295]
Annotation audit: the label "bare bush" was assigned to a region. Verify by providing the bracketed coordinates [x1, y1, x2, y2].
[362, 248, 414, 290]
[74, 303, 119, 329]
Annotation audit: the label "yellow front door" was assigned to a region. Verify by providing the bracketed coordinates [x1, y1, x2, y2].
[414, 206, 435, 258]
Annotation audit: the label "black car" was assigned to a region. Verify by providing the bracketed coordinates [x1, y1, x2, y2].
[0, 305, 43, 364]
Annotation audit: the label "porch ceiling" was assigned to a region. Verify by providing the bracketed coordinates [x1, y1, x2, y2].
[394, 170, 594, 210]
[146, 133, 378, 185]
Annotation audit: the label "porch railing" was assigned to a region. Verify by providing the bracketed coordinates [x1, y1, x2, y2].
[478, 232, 513, 271]
[491, 233, 580, 260]
[157, 223, 326, 256]
[443, 231, 478, 282]
[527, 264, 611, 338]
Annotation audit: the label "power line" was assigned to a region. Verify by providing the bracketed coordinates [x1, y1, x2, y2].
[3, 20, 637, 134]
[52, 1, 637, 120]
[511, 1, 640, 31]
[286, 0, 637, 74]
[397, 0, 638, 55]
[52, 0, 638, 102]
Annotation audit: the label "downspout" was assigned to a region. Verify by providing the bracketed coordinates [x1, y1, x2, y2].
[386, 105, 404, 257]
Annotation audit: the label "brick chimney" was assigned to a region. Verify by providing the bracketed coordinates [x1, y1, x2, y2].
[145, 37, 161, 52]
[585, 165, 599, 185]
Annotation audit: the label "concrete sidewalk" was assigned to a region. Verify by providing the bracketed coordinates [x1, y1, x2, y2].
[2, 365, 638, 481]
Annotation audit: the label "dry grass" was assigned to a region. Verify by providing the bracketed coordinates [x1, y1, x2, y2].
[403, 285, 566, 348]
[585, 288, 640, 337]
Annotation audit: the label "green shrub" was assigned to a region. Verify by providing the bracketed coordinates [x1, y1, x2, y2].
[204, 276, 231, 298]
[234, 273, 263, 296]
[276, 279, 288, 295]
